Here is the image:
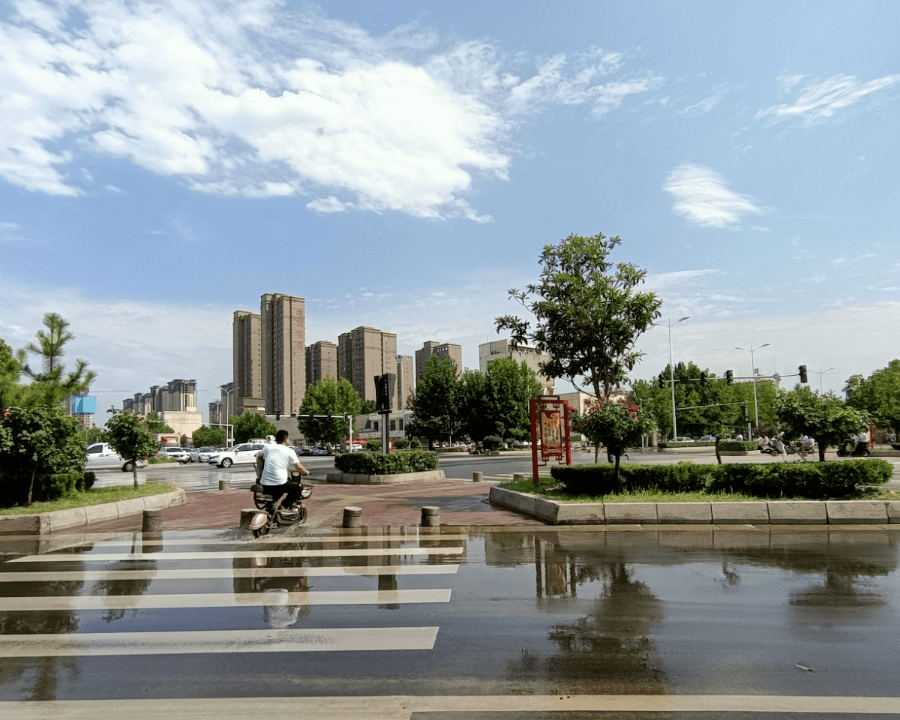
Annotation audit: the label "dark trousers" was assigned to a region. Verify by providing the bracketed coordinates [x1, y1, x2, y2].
[263, 481, 301, 508]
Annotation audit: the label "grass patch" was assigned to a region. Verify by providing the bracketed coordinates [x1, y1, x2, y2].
[0, 483, 176, 515]
[499, 476, 897, 503]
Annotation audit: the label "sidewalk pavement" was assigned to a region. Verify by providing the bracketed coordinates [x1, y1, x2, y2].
[75, 478, 546, 534]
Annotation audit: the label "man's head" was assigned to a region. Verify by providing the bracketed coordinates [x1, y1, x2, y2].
[275, 429, 290, 445]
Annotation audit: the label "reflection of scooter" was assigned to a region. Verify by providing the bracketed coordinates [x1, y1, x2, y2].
[248, 482, 312, 538]
[836, 438, 870, 457]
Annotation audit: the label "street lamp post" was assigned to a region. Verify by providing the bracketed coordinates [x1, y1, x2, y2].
[666, 317, 690, 441]
[735, 344, 769, 432]
[815, 367, 835, 395]
[221, 385, 239, 447]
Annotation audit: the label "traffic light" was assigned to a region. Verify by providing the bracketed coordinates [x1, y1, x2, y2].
[725, 370, 733, 385]
[700, 372, 707, 386]
[657, 373, 665, 389]
[799, 365, 808, 383]
[375, 374, 392, 412]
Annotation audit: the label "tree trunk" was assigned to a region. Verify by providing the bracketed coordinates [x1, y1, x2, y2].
[132, 461, 139, 489]
[614, 453, 621, 484]
[817, 438, 826, 463]
[714, 435, 722, 465]
[26, 465, 37, 507]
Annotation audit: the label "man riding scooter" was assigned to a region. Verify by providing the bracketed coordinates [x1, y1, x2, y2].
[255, 430, 310, 509]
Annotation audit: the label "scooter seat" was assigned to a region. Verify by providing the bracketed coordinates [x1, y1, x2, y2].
[250, 483, 267, 494]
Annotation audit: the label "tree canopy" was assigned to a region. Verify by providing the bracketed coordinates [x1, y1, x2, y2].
[297, 377, 362, 446]
[574, 398, 655, 479]
[775, 386, 867, 461]
[230, 412, 277, 444]
[496, 232, 662, 400]
[193, 425, 226, 447]
[459, 358, 542, 442]
[105, 411, 158, 488]
[407, 356, 462, 449]
[845, 360, 900, 434]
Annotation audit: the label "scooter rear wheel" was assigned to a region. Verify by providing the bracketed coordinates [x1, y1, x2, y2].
[252, 525, 270, 539]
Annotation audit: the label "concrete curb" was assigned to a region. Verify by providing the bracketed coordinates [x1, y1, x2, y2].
[325, 470, 446, 484]
[0, 487, 187, 536]
[488, 486, 900, 526]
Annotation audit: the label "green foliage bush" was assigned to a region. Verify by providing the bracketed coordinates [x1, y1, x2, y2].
[550, 459, 891, 499]
[657, 441, 715, 448]
[482, 435, 503, 451]
[334, 449, 438, 475]
[393, 439, 410, 449]
[892, 443, 900, 451]
[719, 440, 757, 451]
[408, 438, 422, 449]
[366, 439, 382, 452]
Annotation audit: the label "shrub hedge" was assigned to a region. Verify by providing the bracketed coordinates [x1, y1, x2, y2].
[333, 449, 438, 475]
[549, 459, 892, 499]
[0, 471, 92, 507]
[718, 440, 757, 451]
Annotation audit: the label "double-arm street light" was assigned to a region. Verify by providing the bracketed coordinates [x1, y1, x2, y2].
[735, 344, 769, 431]
[667, 316, 690, 440]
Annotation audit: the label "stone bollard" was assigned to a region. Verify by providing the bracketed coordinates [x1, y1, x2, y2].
[342, 506, 363, 529]
[421, 506, 440, 527]
[513, 473, 525, 482]
[473, 472, 483, 482]
[218, 480, 230, 491]
[142, 509, 162, 535]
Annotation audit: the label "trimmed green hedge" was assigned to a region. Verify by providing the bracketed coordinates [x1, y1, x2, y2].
[719, 440, 757, 451]
[334, 449, 438, 475]
[0, 471, 93, 506]
[657, 441, 715, 449]
[550, 459, 892, 499]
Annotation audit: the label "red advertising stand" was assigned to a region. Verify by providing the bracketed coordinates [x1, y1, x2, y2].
[529, 395, 573, 486]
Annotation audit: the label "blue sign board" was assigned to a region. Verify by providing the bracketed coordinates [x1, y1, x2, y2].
[72, 396, 97, 414]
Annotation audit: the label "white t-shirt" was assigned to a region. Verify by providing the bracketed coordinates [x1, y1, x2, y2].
[259, 444, 300, 486]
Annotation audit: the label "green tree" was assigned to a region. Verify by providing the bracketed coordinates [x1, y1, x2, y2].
[144, 411, 174, 434]
[230, 412, 277, 444]
[846, 360, 900, 435]
[0, 340, 21, 410]
[573, 398, 655, 480]
[775, 386, 867, 462]
[297, 378, 362, 446]
[105, 410, 158, 488]
[193, 425, 226, 447]
[407, 356, 462, 450]
[14, 313, 96, 408]
[496, 232, 662, 402]
[460, 359, 542, 443]
[360, 400, 377, 415]
[0, 405, 85, 506]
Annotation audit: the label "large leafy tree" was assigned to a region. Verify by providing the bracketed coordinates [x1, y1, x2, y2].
[231, 412, 277, 444]
[775, 386, 867, 462]
[845, 360, 900, 434]
[105, 411, 158, 489]
[193, 425, 226, 447]
[407, 356, 462, 450]
[144, 411, 174, 434]
[496, 232, 662, 402]
[297, 378, 362, 446]
[460, 359, 542, 442]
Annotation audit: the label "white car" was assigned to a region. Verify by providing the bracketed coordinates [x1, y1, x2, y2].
[158, 446, 190, 463]
[85, 443, 148, 472]
[189, 446, 218, 463]
[208, 442, 265, 468]
[697, 435, 717, 442]
[672, 437, 694, 443]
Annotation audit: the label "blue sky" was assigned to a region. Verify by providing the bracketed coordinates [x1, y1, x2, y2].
[1, 0, 898, 421]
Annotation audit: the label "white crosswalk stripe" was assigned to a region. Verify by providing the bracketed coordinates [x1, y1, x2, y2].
[0, 532, 460, 659]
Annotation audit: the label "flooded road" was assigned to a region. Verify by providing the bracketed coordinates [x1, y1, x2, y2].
[1, 527, 899, 716]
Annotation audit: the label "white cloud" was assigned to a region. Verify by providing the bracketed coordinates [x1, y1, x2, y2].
[758, 74, 900, 125]
[0, 1, 663, 220]
[663, 165, 761, 228]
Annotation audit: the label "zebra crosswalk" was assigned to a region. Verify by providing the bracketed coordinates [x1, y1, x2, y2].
[0, 530, 462, 659]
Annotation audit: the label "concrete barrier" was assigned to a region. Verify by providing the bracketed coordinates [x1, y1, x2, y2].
[887, 502, 900, 524]
[711, 502, 770, 525]
[326, 470, 446, 484]
[657, 502, 712, 524]
[767, 501, 828, 525]
[604, 503, 658, 525]
[825, 501, 889, 524]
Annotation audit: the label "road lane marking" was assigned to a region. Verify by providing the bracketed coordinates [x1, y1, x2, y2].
[0, 564, 459, 583]
[0, 588, 451, 611]
[2, 695, 900, 718]
[0, 627, 439, 657]
[1, 533, 469, 548]
[9, 546, 464, 563]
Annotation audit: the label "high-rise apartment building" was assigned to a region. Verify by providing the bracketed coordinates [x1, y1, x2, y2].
[479, 339, 555, 394]
[338, 326, 398, 406]
[415, 341, 463, 382]
[306, 340, 338, 388]
[233, 310, 263, 413]
[260, 293, 306, 417]
[396, 354, 414, 409]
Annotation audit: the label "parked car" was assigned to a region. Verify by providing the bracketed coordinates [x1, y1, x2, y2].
[85, 442, 148, 472]
[158, 446, 190, 463]
[697, 435, 717, 442]
[672, 436, 694, 443]
[309, 446, 328, 456]
[207, 442, 265, 467]
[189, 446, 218, 463]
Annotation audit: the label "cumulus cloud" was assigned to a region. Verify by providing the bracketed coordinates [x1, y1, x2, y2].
[663, 165, 761, 228]
[758, 73, 900, 125]
[0, 1, 663, 220]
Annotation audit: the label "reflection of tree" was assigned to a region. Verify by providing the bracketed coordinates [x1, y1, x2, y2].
[510, 559, 668, 695]
[89, 535, 156, 623]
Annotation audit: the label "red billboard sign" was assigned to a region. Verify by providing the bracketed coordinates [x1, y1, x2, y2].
[529, 396, 572, 486]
